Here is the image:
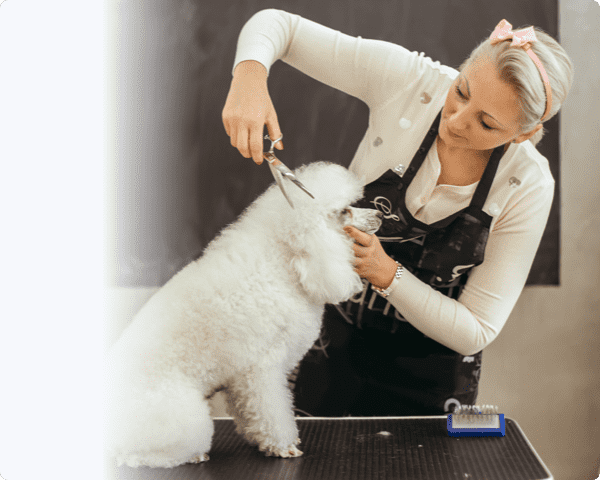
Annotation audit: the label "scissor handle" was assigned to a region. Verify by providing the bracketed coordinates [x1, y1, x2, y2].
[264, 134, 283, 154]
[263, 152, 280, 166]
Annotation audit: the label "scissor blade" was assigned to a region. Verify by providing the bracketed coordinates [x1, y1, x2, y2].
[268, 162, 294, 208]
[287, 175, 315, 199]
[264, 150, 315, 202]
[271, 162, 315, 200]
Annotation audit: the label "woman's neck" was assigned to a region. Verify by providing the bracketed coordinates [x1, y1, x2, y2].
[435, 136, 498, 187]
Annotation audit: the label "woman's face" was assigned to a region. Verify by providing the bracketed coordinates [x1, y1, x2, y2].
[439, 56, 539, 154]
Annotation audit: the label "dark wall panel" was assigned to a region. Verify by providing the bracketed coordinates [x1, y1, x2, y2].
[111, 0, 559, 286]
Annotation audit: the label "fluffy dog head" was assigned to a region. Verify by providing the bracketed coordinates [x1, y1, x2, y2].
[285, 161, 364, 213]
[257, 161, 381, 305]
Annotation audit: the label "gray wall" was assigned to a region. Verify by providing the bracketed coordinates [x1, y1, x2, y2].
[477, 1, 600, 478]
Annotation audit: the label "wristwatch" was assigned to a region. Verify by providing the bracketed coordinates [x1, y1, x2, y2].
[371, 261, 404, 298]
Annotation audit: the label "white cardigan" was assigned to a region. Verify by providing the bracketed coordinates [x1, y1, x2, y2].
[232, 9, 555, 356]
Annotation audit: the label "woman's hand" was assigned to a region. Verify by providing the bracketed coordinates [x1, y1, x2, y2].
[344, 226, 398, 289]
[222, 60, 284, 165]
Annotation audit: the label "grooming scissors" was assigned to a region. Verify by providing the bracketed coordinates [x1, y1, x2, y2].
[263, 134, 315, 208]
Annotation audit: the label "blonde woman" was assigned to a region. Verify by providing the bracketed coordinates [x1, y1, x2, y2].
[222, 10, 573, 416]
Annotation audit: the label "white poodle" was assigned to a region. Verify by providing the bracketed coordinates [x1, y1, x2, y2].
[106, 161, 382, 468]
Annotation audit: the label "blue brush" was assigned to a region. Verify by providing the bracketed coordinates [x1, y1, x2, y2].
[447, 404, 505, 437]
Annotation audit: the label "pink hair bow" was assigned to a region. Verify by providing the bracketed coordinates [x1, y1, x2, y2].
[489, 19, 553, 122]
[490, 19, 537, 48]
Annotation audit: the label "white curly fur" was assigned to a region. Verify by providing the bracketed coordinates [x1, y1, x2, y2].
[106, 161, 381, 468]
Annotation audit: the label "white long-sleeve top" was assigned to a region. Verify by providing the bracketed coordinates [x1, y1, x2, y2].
[232, 9, 555, 356]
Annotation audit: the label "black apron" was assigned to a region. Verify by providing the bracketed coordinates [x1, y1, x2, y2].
[293, 110, 506, 417]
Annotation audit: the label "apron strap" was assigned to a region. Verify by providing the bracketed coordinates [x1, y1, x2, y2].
[401, 110, 442, 184]
[469, 144, 506, 210]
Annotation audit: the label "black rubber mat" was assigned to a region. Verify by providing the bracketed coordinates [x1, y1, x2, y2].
[108, 416, 553, 480]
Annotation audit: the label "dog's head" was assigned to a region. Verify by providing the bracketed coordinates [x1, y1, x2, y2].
[284, 161, 382, 233]
[335, 206, 383, 235]
[261, 162, 382, 304]
[282, 161, 363, 213]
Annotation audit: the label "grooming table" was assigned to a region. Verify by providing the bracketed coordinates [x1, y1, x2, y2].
[108, 416, 553, 480]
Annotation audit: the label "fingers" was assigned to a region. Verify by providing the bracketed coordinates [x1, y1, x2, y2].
[231, 125, 261, 165]
[266, 116, 284, 151]
[349, 236, 371, 262]
[246, 118, 283, 165]
[223, 115, 230, 137]
[226, 122, 283, 166]
[344, 226, 373, 247]
[249, 125, 264, 165]
[344, 227, 393, 284]
[351, 242, 366, 259]
[233, 126, 251, 162]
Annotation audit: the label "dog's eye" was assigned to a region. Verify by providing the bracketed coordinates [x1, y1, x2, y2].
[331, 208, 351, 222]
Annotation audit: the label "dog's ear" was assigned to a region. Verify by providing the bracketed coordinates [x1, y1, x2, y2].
[289, 224, 363, 304]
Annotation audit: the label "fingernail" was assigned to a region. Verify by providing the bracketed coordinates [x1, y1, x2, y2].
[276, 141, 283, 150]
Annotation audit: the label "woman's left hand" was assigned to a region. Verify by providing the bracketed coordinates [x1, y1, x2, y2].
[343, 226, 398, 289]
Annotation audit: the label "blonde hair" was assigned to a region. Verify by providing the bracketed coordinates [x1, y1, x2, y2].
[459, 26, 574, 146]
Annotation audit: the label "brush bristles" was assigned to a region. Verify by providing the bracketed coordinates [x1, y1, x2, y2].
[451, 404, 501, 428]
[452, 404, 499, 416]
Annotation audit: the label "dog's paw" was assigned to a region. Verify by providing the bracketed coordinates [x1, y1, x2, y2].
[263, 444, 303, 458]
[189, 453, 210, 463]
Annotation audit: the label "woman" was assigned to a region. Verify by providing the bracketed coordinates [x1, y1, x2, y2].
[222, 9, 573, 416]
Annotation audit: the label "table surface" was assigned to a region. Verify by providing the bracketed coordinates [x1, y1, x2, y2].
[108, 416, 553, 480]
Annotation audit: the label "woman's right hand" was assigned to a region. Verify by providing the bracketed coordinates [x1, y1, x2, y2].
[222, 60, 284, 165]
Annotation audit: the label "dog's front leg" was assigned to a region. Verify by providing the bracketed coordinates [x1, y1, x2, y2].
[225, 365, 302, 458]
